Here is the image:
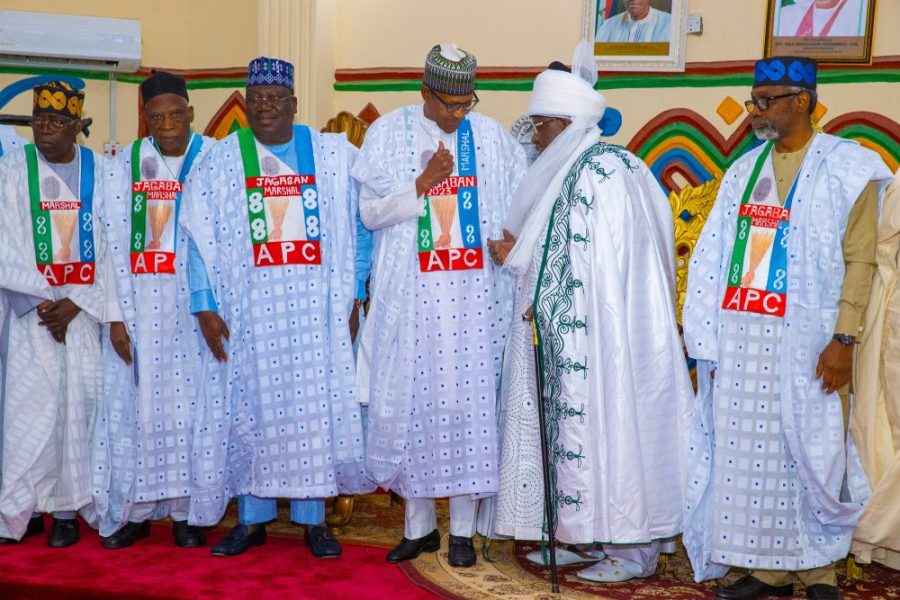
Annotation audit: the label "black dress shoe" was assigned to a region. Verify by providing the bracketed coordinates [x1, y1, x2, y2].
[48, 518, 80, 548]
[102, 521, 151, 549]
[447, 535, 476, 568]
[172, 520, 206, 548]
[806, 584, 842, 600]
[715, 574, 794, 600]
[0, 515, 45, 545]
[386, 529, 441, 563]
[210, 524, 266, 557]
[305, 525, 341, 558]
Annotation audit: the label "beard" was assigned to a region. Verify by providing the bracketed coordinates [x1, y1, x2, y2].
[752, 121, 780, 141]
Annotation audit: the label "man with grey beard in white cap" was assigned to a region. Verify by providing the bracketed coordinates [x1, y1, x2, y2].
[488, 41, 693, 584]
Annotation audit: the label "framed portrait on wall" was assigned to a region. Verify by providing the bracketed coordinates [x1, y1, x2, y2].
[764, 0, 877, 63]
[581, 0, 688, 72]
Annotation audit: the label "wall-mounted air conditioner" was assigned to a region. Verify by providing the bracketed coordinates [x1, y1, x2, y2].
[0, 10, 141, 74]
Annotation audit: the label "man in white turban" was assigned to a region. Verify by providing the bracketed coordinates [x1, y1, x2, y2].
[487, 42, 693, 583]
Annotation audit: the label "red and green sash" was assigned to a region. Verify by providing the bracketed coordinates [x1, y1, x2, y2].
[25, 144, 96, 286]
[129, 134, 202, 274]
[722, 142, 796, 318]
[237, 126, 322, 268]
[416, 118, 483, 272]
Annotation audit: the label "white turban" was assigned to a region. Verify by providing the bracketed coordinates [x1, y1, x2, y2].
[504, 41, 608, 275]
[527, 68, 607, 123]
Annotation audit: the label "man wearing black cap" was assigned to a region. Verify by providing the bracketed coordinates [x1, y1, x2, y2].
[0, 81, 109, 548]
[683, 57, 893, 600]
[93, 71, 218, 550]
[352, 44, 527, 568]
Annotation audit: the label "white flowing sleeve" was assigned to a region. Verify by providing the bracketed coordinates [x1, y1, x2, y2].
[358, 181, 423, 231]
[682, 173, 737, 362]
[351, 114, 425, 231]
[0, 152, 53, 301]
[96, 154, 127, 324]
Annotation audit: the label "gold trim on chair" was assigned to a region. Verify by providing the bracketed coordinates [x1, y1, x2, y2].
[669, 178, 721, 326]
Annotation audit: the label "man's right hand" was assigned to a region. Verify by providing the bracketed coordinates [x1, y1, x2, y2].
[415, 141, 454, 197]
[110, 321, 133, 365]
[196, 311, 230, 362]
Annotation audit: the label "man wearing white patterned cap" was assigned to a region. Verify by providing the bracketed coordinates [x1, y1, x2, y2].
[488, 41, 693, 583]
[353, 44, 526, 567]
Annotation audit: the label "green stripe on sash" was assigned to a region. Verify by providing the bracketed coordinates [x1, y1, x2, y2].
[237, 128, 268, 244]
[726, 142, 773, 287]
[130, 140, 148, 252]
[417, 198, 433, 251]
[25, 144, 53, 264]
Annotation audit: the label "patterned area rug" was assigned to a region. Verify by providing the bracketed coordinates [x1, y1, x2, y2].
[402, 538, 900, 600]
[230, 494, 900, 599]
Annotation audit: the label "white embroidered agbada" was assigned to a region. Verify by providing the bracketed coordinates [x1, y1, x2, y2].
[0, 144, 108, 539]
[683, 133, 892, 580]
[0, 125, 26, 477]
[353, 106, 526, 499]
[91, 134, 215, 536]
[492, 58, 693, 546]
[179, 126, 368, 526]
[852, 170, 900, 570]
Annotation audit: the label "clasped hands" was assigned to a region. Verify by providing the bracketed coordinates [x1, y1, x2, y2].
[37, 298, 81, 344]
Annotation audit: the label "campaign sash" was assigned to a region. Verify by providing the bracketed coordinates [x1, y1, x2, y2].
[722, 142, 797, 318]
[417, 118, 483, 272]
[25, 144, 96, 286]
[238, 126, 322, 268]
[129, 134, 202, 274]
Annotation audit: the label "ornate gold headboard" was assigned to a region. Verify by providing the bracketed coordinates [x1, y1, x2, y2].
[322, 111, 369, 148]
[669, 178, 721, 325]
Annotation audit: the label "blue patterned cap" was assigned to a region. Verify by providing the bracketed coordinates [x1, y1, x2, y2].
[754, 56, 817, 90]
[247, 56, 294, 90]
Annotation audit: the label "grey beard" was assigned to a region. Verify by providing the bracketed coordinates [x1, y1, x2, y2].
[753, 125, 780, 141]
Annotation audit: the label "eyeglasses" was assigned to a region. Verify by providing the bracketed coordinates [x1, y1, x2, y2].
[428, 88, 479, 114]
[32, 115, 78, 131]
[744, 92, 801, 113]
[531, 117, 565, 131]
[245, 94, 293, 107]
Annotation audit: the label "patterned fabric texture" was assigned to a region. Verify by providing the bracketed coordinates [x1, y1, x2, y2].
[682, 133, 893, 580]
[91, 135, 216, 536]
[179, 126, 368, 526]
[496, 141, 693, 545]
[423, 44, 477, 96]
[246, 56, 294, 89]
[32, 80, 85, 119]
[352, 105, 526, 499]
[0, 146, 108, 539]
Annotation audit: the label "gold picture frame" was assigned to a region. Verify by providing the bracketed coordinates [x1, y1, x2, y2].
[764, 0, 877, 64]
[582, 0, 688, 72]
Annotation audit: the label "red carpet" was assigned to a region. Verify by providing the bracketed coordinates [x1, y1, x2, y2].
[0, 517, 436, 599]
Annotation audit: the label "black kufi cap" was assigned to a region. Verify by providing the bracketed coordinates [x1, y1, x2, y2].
[140, 71, 189, 104]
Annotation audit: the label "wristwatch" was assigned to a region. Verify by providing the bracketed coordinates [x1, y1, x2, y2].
[832, 333, 856, 346]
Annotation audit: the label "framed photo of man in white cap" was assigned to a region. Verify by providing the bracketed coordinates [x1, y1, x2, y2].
[583, 0, 688, 71]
